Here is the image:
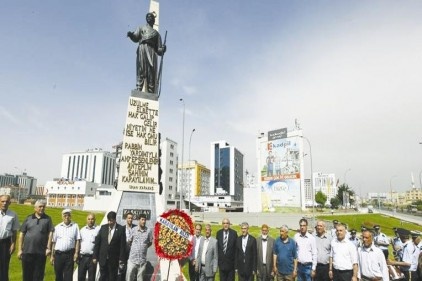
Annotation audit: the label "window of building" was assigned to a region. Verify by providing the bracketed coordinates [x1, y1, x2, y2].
[170, 152, 174, 157]
[170, 169, 173, 173]
[170, 160, 174, 165]
[169, 177, 173, 181]
[169, 186, 173, 190]
[170, 144, 174, 149]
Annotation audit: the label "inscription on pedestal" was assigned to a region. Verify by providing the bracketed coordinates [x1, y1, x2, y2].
[117, 96, 159, 192]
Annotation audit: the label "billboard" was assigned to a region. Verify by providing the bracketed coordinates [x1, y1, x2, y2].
[260, 135, 302, 210]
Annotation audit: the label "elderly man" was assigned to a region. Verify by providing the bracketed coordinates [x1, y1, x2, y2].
[18, 199, 54, 281]
[273, 225, 297, 281]
[51, 209, 81, 281]
[235, 222, 257, 281]
[358, 230, 389, 281]
[216, 218, 238, 281]
[0, 195, 19, 281]
[329, 223, 358, 281]
[196, 224, 218, 281]
[294, 218, 317, 281]
[257, 224, 275, 281]
[314, 220, 332, 281]
[78, 213, 100, 281]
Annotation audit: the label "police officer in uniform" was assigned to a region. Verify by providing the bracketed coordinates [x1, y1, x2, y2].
[388, 228, 418, 281]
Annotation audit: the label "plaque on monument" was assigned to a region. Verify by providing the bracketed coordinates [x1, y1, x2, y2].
[117, 93, 159, 192]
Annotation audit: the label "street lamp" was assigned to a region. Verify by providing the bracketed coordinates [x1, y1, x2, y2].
[300, 136, 314, 227]
[390, 175, 397, 208]
[179, 98, 185, 210]
[188, 128, 196, 212]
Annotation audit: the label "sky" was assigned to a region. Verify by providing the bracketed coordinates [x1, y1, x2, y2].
[1, 1, 422, 195]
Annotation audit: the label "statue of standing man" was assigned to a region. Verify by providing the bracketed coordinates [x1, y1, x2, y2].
[127, 12, 166, 94]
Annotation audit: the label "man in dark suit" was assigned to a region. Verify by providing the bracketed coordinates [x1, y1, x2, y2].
[235, 222, 257, 281]
[216, 218, 238, 281]
[93, 211, 126, 281]
[256, 224, 275, 281]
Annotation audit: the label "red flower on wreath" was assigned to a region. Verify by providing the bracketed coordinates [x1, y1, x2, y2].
[154, 209, 194, 260]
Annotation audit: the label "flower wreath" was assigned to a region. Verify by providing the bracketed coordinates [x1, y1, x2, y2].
[154, 209, 194, 260]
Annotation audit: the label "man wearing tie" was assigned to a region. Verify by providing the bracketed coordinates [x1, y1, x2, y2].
[196, 224, 218, 281]
[93, 211, 126, 281]
[235, 222, 257, 281]
[189, 224, 203, 281]
[256, 224, 275, 281]
[216, 218, 238, 281]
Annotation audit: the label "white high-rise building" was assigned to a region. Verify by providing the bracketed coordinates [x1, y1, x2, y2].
[210, 140, 244, 201]
[178, 160, 211, 200]
[60, 148, 116, 185]
[313, 172, 337, 204]
[161, 138, 179, 209]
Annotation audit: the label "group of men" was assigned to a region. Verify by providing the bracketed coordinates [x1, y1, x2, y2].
[0, 195, 152, 281]
[188, 217, 422, 281]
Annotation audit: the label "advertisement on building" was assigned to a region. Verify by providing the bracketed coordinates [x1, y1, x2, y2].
[260, 131, 302, 210]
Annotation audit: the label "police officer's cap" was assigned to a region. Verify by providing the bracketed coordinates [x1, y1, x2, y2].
[333, 220, 339, 224]
[396, 228, 410, 237]
[373, 224, 380, 229]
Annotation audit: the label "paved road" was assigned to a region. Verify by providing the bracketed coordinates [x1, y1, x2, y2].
[377, 209, 422, 226]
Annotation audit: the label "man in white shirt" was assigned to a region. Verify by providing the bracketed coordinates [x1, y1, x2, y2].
[294, 218, 317, 281]
[329, 223, 358, 281]
[357, 230, 389, 281]
[0, 195, 19, 281]
[189, 224, 202, 281]
[51, 209, 81, 281]
[78, 213, 100, 281]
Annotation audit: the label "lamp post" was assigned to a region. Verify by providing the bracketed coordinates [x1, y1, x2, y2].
[300, 136, 314, 227]
[179, 98, 185, 210]
[188, 128, 196, 212]
[390, 175, 397, 208]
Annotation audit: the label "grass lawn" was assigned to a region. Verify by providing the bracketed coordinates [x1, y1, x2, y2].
[8, 203, 105, 281]
[318, 213, 422, 236]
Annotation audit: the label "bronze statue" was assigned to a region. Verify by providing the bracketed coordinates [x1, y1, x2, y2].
[127, 12, 166, 94]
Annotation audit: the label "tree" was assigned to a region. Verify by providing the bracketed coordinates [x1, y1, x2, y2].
[330, 197, 341, 209]
[315, 191, 327, 209]
[336, 184, 355, 207]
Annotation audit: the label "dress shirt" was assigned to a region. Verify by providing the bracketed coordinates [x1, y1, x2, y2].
[401, 240, 418, 271]
[358, 244, 389, 281]
[330, 238, 358, 270]
[262, 238, 267, 264]
[294, 232, 317, 270]
[242, 235, 249, 252]
[201, 238, 210, 264]
[194, 235, 201, 259]
[0, 209, 19, 239]
[374, 232, 390, 250]
[53, 222, 81, 251]
[79, 225, 100, 255]
[315, 232, 332, 264]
